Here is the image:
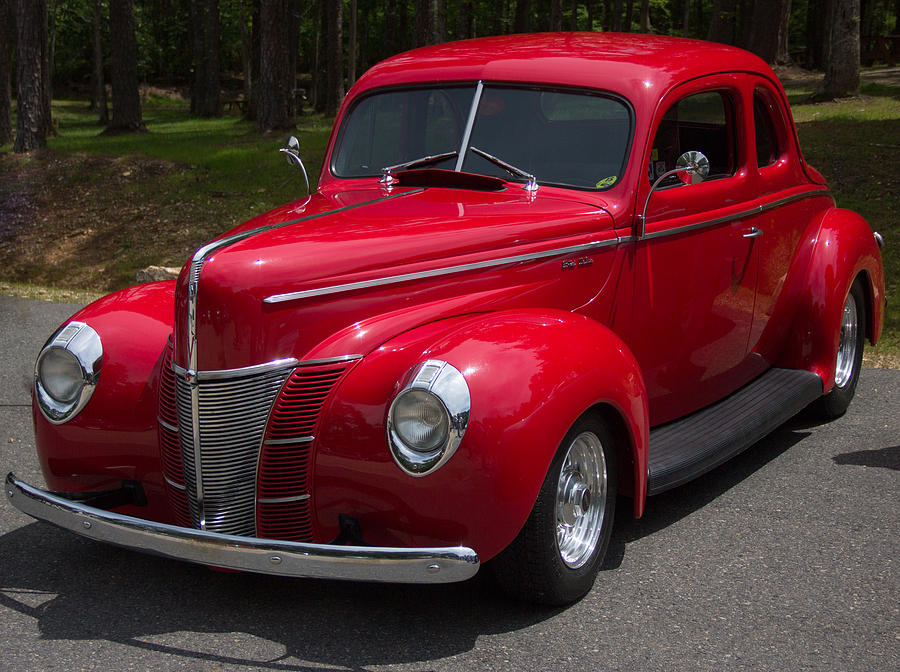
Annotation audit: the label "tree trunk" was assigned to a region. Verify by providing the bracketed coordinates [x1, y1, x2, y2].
[587, 0, 594, 31]
[248, 0, 261, 120]
[107, 0, 145, 133]
[569, 0, 578, 30]
[0, 0, 14, 145]
[90, 0, 108, 125]
[258, 0, 292, 130]
[737, 0, 753, 48]
[514, 0, 530, 33]
[814, 0, 860, 100]
[624, 0, 633, 31]
[746, 0, 791, 63]
[859, 0, 874, 39]
[14, 0, 47, 152]
[550, 0, 561, 30]
[240, 1, 252, 112]
[386, 0, 400, 53]
[286, 0, 299, 116]
[44, 0, 54, 137]
[682, 0, 690, 36]
[415, 0, 429, 46]
[313, 0, 325, 112]
[325, 0, 342, 115]
[639, 0, 649, 32]
[348, 0, 357, 84]
[807, 0, 830, 69]
[457, 0, 474, 39]
[429, 0, 445, 43]
[192, 0, 221, 117]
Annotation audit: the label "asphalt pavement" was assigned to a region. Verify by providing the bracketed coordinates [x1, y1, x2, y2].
[1, 294, 897, 671]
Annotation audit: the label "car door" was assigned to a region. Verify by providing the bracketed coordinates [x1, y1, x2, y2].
[746, 78, 831, 360]
[627, 78, 763, 426]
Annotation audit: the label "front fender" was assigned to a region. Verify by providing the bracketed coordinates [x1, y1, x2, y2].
[32, 281, 175, 519]
[313, 309, 649, 562]
[776, 209, 885, 390]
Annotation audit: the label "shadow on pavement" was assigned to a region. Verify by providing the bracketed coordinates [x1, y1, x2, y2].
[832, 445, 900, 470]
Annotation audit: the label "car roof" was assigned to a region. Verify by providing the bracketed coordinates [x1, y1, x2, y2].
[351, 32, 776, 102]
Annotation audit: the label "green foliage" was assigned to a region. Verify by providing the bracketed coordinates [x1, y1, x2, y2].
[789, 79, 900, 362]
[50, 98, 331, 213]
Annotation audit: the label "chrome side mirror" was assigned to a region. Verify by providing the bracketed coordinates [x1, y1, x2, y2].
[638, 150, 710, 237]
[279, 136, 310, 198]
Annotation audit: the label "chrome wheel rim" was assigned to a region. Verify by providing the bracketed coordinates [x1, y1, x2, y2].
[834, 291, 859, 389]
[556, 431, 607, 569]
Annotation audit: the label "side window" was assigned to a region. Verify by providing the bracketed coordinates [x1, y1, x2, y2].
[753, 88, 781, 168]
[649, 91, 736, 186]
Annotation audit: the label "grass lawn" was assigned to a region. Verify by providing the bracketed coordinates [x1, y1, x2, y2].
[0, 78, 897, 365]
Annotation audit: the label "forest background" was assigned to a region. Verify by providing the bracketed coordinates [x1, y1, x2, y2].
[0, 0, 898, 363]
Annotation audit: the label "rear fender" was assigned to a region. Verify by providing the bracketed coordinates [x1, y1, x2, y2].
[776, 208, 884, 390]
[313, 309, 649, 561]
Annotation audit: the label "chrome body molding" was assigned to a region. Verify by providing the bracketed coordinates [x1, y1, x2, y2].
[265, 436, 315, 446]
[296, 354, 363, 367]
[257, 494, 311, 504]
[173, 357, 300, 382]
[5, 473, 480, 584]
[641, 188, 832, 241]
[172, 355, 360, 381]
[157, 417, 179, 433]
[264, 237, 625, 304]
[164, 475, 187, 491]
[874, 231, 884, 248]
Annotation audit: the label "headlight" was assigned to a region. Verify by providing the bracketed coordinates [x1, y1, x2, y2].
[38, 347, 84, 403]
[387, 360, 470, 476]
[34, 321, 102, 424]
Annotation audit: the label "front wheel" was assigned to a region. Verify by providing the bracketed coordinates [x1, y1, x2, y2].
[491, 415, 617, 606]
[809, 279, 866, 420]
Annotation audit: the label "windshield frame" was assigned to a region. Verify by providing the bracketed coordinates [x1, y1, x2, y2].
[330, 80, 635, 193]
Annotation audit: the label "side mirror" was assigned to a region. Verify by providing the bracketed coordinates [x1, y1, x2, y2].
[279, 135, 311, 198]
[638, 150, 710, 237]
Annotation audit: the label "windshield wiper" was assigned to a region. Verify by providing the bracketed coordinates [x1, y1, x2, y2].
[469, 146, 538, 192]
[380, 151, 458, 185]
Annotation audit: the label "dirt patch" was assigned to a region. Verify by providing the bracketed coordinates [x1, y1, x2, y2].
[775, 65, 900, 90]
[0, 151, 215, 291]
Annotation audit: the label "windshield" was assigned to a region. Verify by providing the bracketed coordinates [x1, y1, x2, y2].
[332, 83, 632, 191]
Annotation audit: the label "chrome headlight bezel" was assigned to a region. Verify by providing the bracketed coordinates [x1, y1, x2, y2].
[34, 321, 102, 425]
[387, 359, 470, 477]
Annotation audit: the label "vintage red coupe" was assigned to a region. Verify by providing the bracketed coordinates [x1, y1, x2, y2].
[7, 33, 885, 605]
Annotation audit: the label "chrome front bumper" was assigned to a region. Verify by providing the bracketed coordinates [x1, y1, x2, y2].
[5, 473, 480, 584]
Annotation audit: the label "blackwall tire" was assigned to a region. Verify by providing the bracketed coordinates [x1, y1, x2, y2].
[491, 414, 617, 606]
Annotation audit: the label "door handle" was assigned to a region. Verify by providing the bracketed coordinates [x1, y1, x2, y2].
[742, 226, 763, 239]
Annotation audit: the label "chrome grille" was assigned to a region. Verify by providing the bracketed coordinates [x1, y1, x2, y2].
[158, 344, 190, 526]
[175, 364, 294, 536]
[257, 362, 353, 541]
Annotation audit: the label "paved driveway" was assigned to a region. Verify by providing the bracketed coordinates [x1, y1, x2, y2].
[1, 295, 898, 671]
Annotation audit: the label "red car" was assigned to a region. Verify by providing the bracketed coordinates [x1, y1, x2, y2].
[7, 33, 886, 605]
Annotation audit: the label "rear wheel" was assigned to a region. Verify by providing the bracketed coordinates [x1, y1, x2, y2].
[491, 415, 617, 606]
[809, 279, 866, 419]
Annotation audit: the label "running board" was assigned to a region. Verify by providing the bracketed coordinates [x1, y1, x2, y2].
[647, 368, 823, 496]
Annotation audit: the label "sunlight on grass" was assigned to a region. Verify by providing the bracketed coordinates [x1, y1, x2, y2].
[48, 99, 331, 210]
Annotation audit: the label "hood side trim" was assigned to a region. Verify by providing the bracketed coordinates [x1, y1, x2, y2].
[264, 236, 625, 304]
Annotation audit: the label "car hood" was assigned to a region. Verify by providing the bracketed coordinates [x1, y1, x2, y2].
[173, 185, 617, 371]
